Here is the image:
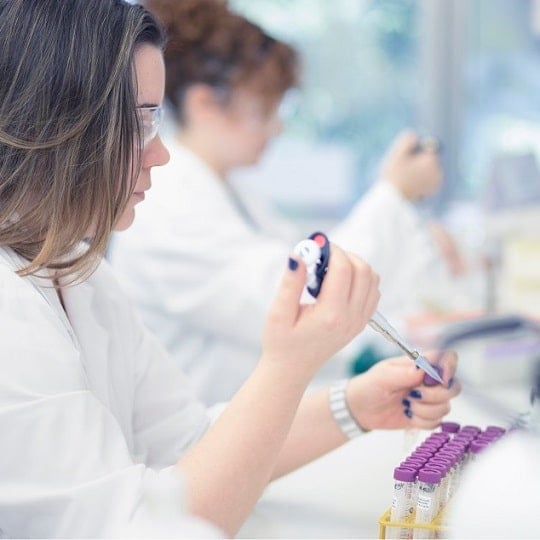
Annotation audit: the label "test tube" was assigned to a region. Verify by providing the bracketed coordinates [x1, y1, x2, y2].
[436, 451, 460, 500]
[413, 468, 442, 539]
[388, 466, 417, 540]
[469, 439, 490, 461]
[443, 441, 469, 468]
[426, 459, 451, 510]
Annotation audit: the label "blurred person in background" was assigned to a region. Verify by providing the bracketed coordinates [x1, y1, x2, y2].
[110, 0, 465, 405]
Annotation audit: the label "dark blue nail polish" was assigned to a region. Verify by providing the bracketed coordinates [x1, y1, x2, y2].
[402, 398, 411, 408]
[404, 408, 412, 419]
[288, 258, 298, 271]
[409, 389, 422, 399]
[448, 377, 455, 389]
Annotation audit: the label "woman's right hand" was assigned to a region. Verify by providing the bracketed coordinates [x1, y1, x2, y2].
[261, 243, 380, 378]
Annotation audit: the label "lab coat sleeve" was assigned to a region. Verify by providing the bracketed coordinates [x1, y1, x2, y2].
[0, 266, 217, 538]
[329, 181, 441, 315]
[130, 322, 212, 467]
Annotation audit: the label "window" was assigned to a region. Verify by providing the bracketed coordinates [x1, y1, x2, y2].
[230, 0, 421, 219]
[230, 0, 540, 217]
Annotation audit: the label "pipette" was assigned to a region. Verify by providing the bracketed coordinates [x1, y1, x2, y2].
[294, 232, 444, 385]
[368, 311, 444, 384]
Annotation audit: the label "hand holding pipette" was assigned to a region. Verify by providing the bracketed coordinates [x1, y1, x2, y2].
[293, 232, 445, 386]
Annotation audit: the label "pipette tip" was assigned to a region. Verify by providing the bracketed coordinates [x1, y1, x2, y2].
[416, 356, 444, 385]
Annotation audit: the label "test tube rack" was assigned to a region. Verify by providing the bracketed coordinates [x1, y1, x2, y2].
[377, 420, 509, 539]
[378, 506, 447, 539]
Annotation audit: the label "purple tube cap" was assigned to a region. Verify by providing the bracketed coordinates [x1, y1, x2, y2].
[444, 440, 467, 449]
[430, 456, 452, 464]
[419, 441, 441, 450]
[453, 432, 475, 441]
[423, 439, 444, 448]
[401, 461, 422, 471]
[469, 440, 490, 454]
[440, 421, 460, 433]
[407, 456, 428, 464]
[485, 425, 507, 434]
[437, 450, 460, 460]
[428, 459, 451, 471]
[426, 462, 449, 474]
[418, 468, 442, 483]
[460, 425, 481, 434]
[409, 456, 430, 465]
[414, 448, 435, 457]
[394, 466, 417, 482]
[448, 440, 470, 451]
[477, 432, 500, 442]
[428, 432, 450, 441]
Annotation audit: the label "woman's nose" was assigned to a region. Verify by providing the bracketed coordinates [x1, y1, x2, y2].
[143, 135, 170, 169]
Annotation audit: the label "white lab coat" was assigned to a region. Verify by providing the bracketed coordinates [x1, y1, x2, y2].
[110, 140, 448, 405]
[0, 246, 222, 538]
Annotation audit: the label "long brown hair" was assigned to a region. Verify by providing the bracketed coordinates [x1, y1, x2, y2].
[0, 0, 165, 281]
[144, 0, 299, 124]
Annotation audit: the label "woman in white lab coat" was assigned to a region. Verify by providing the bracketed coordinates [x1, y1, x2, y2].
[110, 0, 463, 405]
[0, 1, 460, 537]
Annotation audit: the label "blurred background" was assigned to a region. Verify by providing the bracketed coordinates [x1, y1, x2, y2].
[229, 0, 540, 323]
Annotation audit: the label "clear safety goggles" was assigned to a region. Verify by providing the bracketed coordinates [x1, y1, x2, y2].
[137, 105, 163, 146]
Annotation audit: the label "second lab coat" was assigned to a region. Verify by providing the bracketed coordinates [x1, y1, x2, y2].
[0, 246, 221, 538]
[110, 140, 447, 405]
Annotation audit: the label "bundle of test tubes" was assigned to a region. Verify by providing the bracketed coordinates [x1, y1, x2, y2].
[386, 422, 507, 539]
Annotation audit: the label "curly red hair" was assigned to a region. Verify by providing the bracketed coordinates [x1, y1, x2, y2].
[144, 0, 299, 118]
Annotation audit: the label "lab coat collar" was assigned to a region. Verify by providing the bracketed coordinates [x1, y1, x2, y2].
[0, 247, 80, 349]
[0, 246, 112, 407]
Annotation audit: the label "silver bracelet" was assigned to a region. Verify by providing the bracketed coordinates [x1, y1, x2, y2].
[329, 379, 367, 439]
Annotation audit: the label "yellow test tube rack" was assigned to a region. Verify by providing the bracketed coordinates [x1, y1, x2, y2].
[378, 506, 448, 539]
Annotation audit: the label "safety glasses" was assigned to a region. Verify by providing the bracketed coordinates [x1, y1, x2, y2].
[137, 105, 163, 146]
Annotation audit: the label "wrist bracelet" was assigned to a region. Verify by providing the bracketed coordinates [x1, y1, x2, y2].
[329, 379, 367, 440]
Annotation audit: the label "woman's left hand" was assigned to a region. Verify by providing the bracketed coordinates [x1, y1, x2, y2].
[347, 350, 460, 431]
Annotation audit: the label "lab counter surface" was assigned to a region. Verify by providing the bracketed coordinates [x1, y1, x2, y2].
[237, 380, 530, 539]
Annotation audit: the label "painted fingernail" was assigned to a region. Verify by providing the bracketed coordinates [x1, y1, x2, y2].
[409, 389, 422, 399]
[402, 398, 411, 408]
[288, 257, 298, 271]
[423, 365, 444, 387]
[404, 408, 413, 419]
[448, 377, 455, 389]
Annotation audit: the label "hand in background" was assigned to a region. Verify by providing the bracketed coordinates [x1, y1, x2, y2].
[429, 221, 467, 276]
[347, 350, 460, 431]
[379, 131, 443, 201]
[261, 244, 380, 379]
